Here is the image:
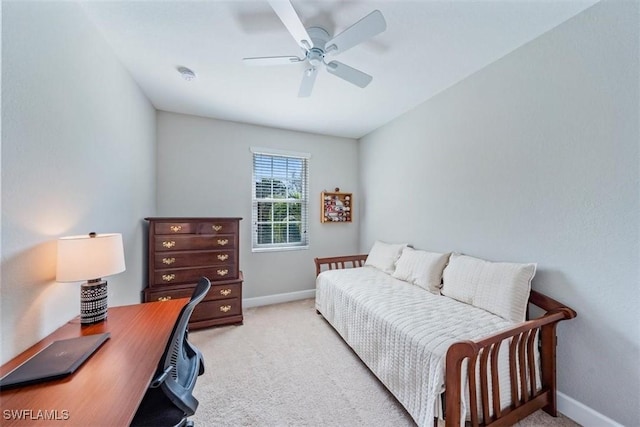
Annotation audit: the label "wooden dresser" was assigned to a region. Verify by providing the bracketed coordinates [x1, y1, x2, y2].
[143, 217, 243, 328]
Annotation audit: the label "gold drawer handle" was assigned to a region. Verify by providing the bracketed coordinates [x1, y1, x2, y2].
[162, 257, 176, 265]
[162, 241, 176, 249]
[217, 254, 229, 261]
[217, 239, 229, 246]
[170, 225, 182, 232]
[217, 269, 229, 277]
[157, 296, 172, 302]
[162, 274, 176, 282]
[220, 288, 232, 296]
[220, 305, 232, 313]
[212, 225, 223, 232]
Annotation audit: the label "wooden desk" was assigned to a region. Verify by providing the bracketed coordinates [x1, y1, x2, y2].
[0, 299, 187, 426]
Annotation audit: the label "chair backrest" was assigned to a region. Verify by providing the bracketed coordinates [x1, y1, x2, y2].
[157, 276, 211, 415]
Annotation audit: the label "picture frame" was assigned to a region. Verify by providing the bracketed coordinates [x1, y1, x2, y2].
[321, 191, 352, 223]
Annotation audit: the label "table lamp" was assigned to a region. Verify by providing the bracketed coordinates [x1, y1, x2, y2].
[56, 232, 126, 324]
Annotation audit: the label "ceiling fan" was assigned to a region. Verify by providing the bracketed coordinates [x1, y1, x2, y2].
[243, 0, 387, 97]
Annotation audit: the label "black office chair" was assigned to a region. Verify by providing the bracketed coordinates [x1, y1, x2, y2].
[131, 277, 211, 427]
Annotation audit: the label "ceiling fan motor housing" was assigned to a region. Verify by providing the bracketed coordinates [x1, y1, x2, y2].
[305, 27, 330, 66]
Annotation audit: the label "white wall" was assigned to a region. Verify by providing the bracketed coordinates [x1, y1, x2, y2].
[1, 2, 156, 363]
[359, 2, 638, 425]
[156, 112, 359, 300]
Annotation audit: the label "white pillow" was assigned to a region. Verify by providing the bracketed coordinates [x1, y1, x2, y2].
[441, 254, 536, 323]
[364, 241, 407, 274]
[392, 247, 450, 293]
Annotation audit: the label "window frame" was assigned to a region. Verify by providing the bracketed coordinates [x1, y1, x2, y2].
[251, 147, 310, 253]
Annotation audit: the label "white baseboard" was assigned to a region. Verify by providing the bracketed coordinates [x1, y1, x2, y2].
[558, 391, 622, 427]
[243, 289, 316, 308]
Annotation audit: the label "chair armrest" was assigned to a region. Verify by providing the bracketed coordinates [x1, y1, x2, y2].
[150, 365, 174, 388]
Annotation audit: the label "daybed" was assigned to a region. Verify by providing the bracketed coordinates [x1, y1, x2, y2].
[314, 243, 576, 427]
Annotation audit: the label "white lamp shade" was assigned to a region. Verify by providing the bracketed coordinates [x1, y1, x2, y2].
[56, 233, 126, 282]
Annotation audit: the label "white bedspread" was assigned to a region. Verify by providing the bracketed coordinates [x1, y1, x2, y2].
[315, 266, 519, 427]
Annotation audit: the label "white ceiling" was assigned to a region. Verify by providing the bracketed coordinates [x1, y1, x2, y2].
[80, 0, 597, 139]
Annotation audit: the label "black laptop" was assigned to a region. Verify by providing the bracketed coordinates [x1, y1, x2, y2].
[0, 332, 110, 390]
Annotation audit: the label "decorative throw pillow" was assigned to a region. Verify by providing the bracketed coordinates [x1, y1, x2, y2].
[364, 241, 407, 274]
[441, 253, 536, 323]
[392, 247, 451, 293]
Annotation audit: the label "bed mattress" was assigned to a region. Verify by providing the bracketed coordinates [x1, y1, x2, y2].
[315, 266, 524, 427]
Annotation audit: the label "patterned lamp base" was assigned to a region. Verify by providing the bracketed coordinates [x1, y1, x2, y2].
[81, 280, 108, 324]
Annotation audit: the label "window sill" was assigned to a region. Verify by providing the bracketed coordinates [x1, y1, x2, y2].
[252, 245, 309, 253]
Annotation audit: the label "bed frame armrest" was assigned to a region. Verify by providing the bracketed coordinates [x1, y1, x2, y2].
[529, 289, 577, 320]
[445, 292, 576, 427]
[314, 254, 368, 276]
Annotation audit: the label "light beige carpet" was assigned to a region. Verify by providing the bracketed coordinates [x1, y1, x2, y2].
[190, 298, 580, 427]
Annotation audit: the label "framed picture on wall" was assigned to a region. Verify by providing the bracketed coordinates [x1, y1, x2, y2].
[321, 191, 352, 223]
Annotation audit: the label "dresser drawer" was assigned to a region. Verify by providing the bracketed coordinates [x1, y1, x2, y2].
[155, 234, 236, 251]
[196, 221, 239, 235]
[154, 250, 236, 269]
[154, 222, 197, 235]
[146, 286, 193, 302]
[191, 298, 242, 322]
[210, 282, 242, 300]
[153, 266, 238, 286]
[145, 282, 242, 303]
[146, 292, 240, 324]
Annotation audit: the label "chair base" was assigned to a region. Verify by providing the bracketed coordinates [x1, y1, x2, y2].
[131, 386, 190, 427]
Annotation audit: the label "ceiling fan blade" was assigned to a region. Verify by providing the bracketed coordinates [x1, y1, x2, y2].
[325, 61, 372, 88]
[243, 56, 303, 66]
[268, 0, 312, 49]
[298, 67, 318, 97]
[325, 10, 386, 56]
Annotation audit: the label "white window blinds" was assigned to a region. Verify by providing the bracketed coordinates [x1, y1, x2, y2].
[251, 148, 309, 251]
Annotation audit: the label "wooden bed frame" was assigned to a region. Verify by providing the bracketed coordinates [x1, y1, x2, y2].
[314, 254, 577, 427]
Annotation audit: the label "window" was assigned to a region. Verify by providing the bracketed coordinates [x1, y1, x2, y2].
[251, 148, 309, 252]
